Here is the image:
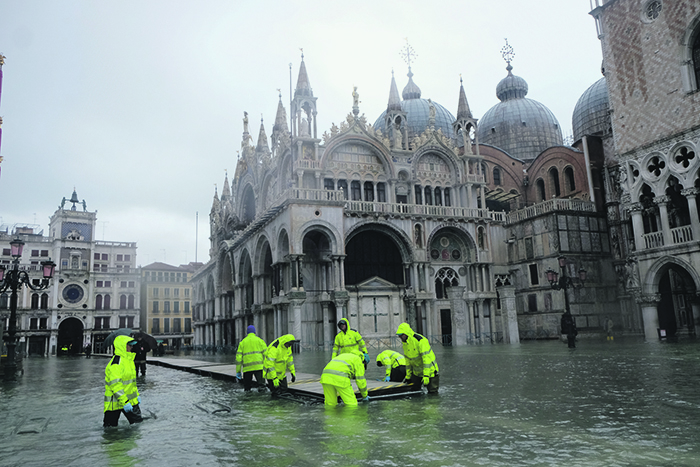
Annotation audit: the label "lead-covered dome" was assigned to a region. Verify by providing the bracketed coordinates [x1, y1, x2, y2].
[374, 68, 455, 139]
[572, 77, 610, 142]
[477, 66, 563, 162]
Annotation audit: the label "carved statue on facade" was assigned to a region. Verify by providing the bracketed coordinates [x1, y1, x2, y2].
[625, 257, 640, 290]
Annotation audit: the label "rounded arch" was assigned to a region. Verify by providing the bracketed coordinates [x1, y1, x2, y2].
[239, 184, 257, 224]
[412, 148, 461, 186]
[345, 220, 414, 264]
[295, 219, 342, 255]
[277, 228, 290, 261]
[253, 235, 273, 276]
[218, 249, 235, 292]
[680, 12, 700, 92]
[426, 225, 477, 263]
[302, 229, 333, 262]
[643, 255, 700, 295]
[57, 317, 84, 355]
[345, 225, 406, 286]
[321, 135, 396, 178]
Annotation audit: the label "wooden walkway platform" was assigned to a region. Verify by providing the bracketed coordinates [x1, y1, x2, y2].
[147, 356, 422, 402]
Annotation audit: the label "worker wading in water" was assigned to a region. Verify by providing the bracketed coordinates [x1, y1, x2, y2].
[263, 334, 298, 395]
[320, 353, 370, 407]
[103, 335, 143, 427]
[376, 349, 407, 382]
[332, 318, 370, 367]
[236, 325, 267, 391]
[396, 322, 440, 393]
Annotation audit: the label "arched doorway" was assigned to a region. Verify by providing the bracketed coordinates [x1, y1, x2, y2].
[345, 230, 404, 286]
[58, 317, 84, 355]
[657, 265, 696, 338]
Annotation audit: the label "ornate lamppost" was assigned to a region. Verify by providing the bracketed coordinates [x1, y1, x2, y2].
[0, 238, 56, 376]
[545, 256, 587, 314]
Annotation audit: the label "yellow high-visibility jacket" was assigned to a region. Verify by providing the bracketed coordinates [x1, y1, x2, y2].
[104, 335, 140, 412]
[263, 334, 296, 381]
[396, 322, 439, 379]
[320, 353, 368, 398]
[236, 332, 267, 373]
[332, 318, 367, 358]
[376, 349, 406, 378]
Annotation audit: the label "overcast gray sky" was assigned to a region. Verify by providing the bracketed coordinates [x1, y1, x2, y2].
[0, 1, 603, 267]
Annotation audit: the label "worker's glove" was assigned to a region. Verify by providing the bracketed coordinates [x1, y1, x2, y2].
[273, 378, 280, 388]
[363, 353, 370, 364]
[403, 378, 411, 384]
[123, 403, 133, 413]
[422, 376, 430, 386]
[362, 396, 371, 402]
[236, 372, 242, 380]
[383, 376, 390, 382]
[291, 374, 296, 383]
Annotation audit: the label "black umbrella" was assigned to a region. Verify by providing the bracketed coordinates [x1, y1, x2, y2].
[103, 328, 133, 350]
[133, 332, 158, 352]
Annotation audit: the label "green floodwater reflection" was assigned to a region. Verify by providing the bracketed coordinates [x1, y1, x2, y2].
[1, 338, 700, 466]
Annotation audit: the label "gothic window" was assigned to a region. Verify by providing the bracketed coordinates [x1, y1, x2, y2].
[350, 181, 361, 200]
[565, 167, 576, 192]
[536, 179, 546, 201]
[415, 185, 423, 204]
[434, 187, 442, 206]
[549, 168, 561, 197]
[435, 268, 459, 299]
[324, 178, 335, 190]
[640, 184, 659, 233]
[666, 176, 690, 228]
[364, 181, 374, 201]
[377, 182, 386, 202]
[493, 167, 502, 186]
[444, 188, 451, 206]
[424, 186, 433, 205]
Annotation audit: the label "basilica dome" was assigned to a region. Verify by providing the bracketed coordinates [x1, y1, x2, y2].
[373, 69, 455, 140]
[477, 65, 563, 162]
[572, 77, 611, 142]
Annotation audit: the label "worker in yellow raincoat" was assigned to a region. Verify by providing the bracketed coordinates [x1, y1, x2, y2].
[320, 353, 370, 407]
[263, 334, 298, 394]
[376, 349, 407, 382]
[396, 322, 439, 393]
[103, 335, 142, 427]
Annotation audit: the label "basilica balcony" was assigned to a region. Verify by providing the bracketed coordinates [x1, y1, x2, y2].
[344, 200, 501, 222]
[505, 198, 597, 225]
[641, 225, 694, 250]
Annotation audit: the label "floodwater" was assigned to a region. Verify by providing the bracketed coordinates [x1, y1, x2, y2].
[2, 338, 700, 467]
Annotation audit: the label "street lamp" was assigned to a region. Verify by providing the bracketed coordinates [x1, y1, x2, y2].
[545, 256, 587, 314]
[0, 237, 56, 376]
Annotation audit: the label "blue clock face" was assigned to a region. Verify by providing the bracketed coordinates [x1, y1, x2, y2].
[62, 284, 84, 304]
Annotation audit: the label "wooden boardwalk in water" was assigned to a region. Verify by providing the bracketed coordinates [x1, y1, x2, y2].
[147, 356, 422, 402]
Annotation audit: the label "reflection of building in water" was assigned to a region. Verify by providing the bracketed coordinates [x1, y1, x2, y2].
[192, 3, 700, 349]
[0, 189, 140, 357]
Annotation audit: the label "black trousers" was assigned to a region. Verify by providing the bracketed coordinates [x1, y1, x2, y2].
[267, 376, 288, 395]
[135, 361, 147, 375]
[242, 370, 265, 391]
[390, 366, 407, 382]
[103, 404, 143, 427]
[567, 333, 577, 348]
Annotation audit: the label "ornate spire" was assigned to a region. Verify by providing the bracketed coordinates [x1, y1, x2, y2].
[273, 90, 288, 133]
[221, 170, 231, 201]
[456, 76, 472, 119]
[387, 70, 401, 111]
[256, 116, 270, 153]
[294, 50, 312, 98]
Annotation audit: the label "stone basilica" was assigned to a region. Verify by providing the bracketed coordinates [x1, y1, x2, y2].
[191, 0, 700, 350]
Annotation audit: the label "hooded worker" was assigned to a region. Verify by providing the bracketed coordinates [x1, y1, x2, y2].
[320, 352, 370, 406]
[236, 325, 267, 391]
[103, 335, 143, 427]
[263, 334, 298, 394]
[376, 349, 407, 382]
[332, 318, 369, 366]
[396, 322, 439, 393]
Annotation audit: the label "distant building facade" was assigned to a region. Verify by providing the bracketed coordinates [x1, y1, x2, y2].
[0, 191, 140, 356]
[140, 262, 199, 350]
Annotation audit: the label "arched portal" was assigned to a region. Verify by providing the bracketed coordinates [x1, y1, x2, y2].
[58, 317, 84, 355]
[657, 265, 696, 337]
[345, 229, 404, 285]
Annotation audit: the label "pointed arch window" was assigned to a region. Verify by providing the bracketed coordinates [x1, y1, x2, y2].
[377, 182, 386, 202]
[415, 185, 423, 204]
[351, 181, 361, 201]
[363, 181, 374, 201]
[424, 186, 433, 205]
[694, 28, 700, 90]
[434, 187, 443, 206]
[435, 268, 459, 300]
[444, 188, 452, 206]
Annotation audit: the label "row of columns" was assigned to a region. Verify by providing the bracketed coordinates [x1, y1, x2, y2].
[629, 188, 700, 249]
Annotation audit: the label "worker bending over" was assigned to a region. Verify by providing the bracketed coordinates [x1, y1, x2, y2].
[320, 353, 370, 406]
[396, 322, 439, 393]
[263, 334, 298, 395]
[376, 349, 407, 382]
